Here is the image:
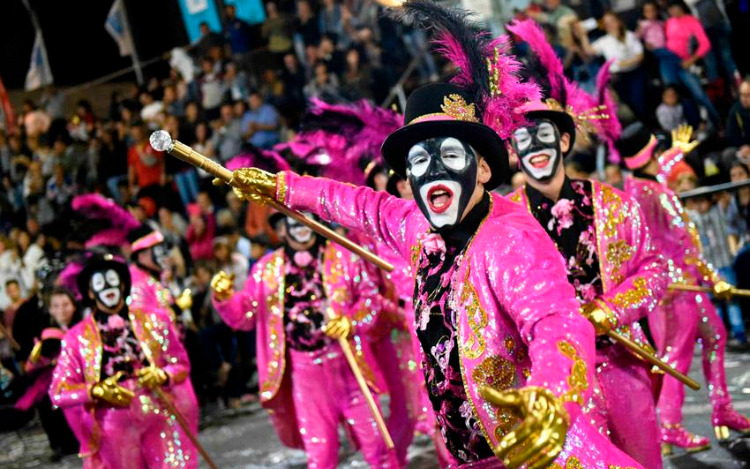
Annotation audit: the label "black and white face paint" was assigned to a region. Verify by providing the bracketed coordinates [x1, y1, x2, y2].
[406, 137, 478, 230]
[512, 119, 562, 183]
[91, 269, 122, 309]
[285, 216, 314, 245]
[151, 243, 170, 271]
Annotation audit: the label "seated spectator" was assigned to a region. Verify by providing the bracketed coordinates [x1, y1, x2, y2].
[241, 91, 280, 149]
[304, 62, 341, 99]
[192, 22, 224, 60]
[223, 62, 249, 103]
[2, 279, 24, 343]
[280, 53, 307, 105]
[127, 122, 165, 197]
[67, 100, 96, 143]
[294, 0, 321, 52]
[580, 12, 648, 120]
[726, 161, 750, 252]
[532, 0, 579, 48]
[723, 78, 750, 169]
[224, 4, 256, 57]
[318, 34, 346, 77]
[139, 91, 164, 125]
[341, 47, 372, 100]
[212, 236, 249, 290]
[97, 128, 129, 203]
[656, 86, 688, 131]
[685, 0, 740, 88]
[211, 103, 244, 163]
[186, 204, 216, 262]
[198, 57, 225, 121]
[263, 1, 293, 59]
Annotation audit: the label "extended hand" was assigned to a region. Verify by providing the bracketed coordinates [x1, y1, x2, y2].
[713, 280, 734, 301]
[581, 301, 616, 335]
[90, 372, 135, 407]
[479, 386, 569, 469]
[225, 167, 277, 205]
[137, 366, 169, 389]
[671, 124, 699, 155]
[175, 289, 193, 310]
[323, 315, 353, 340]
[211, 271, 235, 301]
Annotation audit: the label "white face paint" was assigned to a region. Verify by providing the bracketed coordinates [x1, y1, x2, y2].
[514, 122, 561, 182]
[285, 217, 314, 244]
[418, 180, 463, 228]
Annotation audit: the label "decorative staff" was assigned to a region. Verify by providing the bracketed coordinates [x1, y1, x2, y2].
[149, 131, 393, 273]
[669, 283, 750, 298]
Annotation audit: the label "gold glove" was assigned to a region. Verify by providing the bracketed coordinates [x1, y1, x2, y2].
[581, 301, 616, 335]
[671, 124, 699, 155]
[90, 372, 135, 407]
[713, 280, 734, 301]
[29, 340, 43, 364]
[136, 366, 169, 389]
[211, 271, 235, 301]
[175, 289, 193, 310]
[323, 315, 353, 340]
[223, 167, 278, 205]
[479, 386, 570, 469]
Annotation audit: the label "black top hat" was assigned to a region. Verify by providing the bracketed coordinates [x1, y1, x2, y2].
[127, 223, 164, 254]
[381, 83, 509, 190]
[615, 122, 656, 170]
[77, 253, 132, 306]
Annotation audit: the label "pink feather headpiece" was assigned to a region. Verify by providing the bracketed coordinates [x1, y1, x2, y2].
[72, 194, 140, 251]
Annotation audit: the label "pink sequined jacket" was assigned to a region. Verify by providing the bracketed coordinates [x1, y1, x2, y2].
[49, 309, 196, 458]
[212, 242, 392, 449]
[278, 172, 643, 468]
[129, 265, 174, 317]
[509, 181, 669, 348]
[623, 176, 720, 287]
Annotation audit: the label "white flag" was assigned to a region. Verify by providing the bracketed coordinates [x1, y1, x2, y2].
[105, 0, 133, 56]
[25, 30, 54, 91]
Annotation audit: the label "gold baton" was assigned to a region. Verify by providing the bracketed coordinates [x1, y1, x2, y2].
[669, 283, 750, 298]
[606, 330, 701, 390]
[150, 131, 394, 273]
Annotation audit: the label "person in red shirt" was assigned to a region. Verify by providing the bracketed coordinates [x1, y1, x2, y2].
[127, 123, 165, 195]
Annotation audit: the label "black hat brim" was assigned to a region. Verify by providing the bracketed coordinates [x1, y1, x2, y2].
[77, 259, 132, 305]
[525, 110, 577, 156]
[381, 120, 509, 191]
[268, 211, 285, 229]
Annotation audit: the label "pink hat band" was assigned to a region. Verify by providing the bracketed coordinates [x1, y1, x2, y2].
[624, 135, 658, 170]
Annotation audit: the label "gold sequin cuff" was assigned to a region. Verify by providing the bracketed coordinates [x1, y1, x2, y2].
[593, 299, 619, 331]
[276, 171, 288, 204]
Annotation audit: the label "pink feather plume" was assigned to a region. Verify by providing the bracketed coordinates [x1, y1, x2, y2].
[72, 194, 140, 231]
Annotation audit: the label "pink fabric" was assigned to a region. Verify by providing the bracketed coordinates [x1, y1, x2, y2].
[131, 230, 164, 252]
[624, 137, 658, 170]
[637, 20, 666, 50]
[281, 171, 644, 467]
[624, 175, 732, 424]
[509, 181, 667, 468]
[49, 311, 198, 467]
[129, 265, 174, 320]
[212, 243, 391, 452]
[290, 345, 398, 468]
[665, 15, 711, 60]
[186, 215, 216, 261]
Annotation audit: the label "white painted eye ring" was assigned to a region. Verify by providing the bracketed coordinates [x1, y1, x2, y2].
[91, 273, 105, 292]
[105, 269, 120, 287]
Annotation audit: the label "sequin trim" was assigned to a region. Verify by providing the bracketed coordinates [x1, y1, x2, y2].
[556, 340, 588, 405]
[471, 354, 519, 438]
[549, 456, 637, 469]
[260, 252, 287, 401]
[609, 277, 648, 309]
[277, 171, 288, 203]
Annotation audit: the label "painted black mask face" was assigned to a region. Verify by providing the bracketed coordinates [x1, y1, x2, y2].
[90, 269, 123, 310]
[284, 216, 316, 247]
[406, 137, 478, 230]
[512, 118, 562, 183]
[151, 242, 171, 271]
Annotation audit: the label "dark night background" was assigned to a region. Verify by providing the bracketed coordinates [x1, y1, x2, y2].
[0, 0, 190, 90]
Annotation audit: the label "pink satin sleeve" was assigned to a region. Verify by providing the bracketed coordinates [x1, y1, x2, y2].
[212, 261, 263, 332]
[281, 171, 428, 262]
[49, 338, 91, 408]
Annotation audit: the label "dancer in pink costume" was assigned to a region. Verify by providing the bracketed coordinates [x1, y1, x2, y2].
[211, 211, 399, 469]
[620, 122, 750, 454]
[49, 254, 199, 469]
[505, 20, 667, 468]
[126, 224, 178, 318]
[225, 3, 644, 463]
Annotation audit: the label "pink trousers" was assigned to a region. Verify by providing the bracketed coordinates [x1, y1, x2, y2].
[595, 345, 662, 469]
[289, 345, 399, 469]
[650, 291, 730, 424]
[83, 390, 198, 469]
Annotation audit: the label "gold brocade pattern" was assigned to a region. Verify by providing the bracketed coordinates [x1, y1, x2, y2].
[605, 240, 633, 285]
[260, 253, 286, 401]
[549, 456, 637, 469]
[600, 186, 625, 238]
[471, 355, 519, 437]
[610, 277, 648, 309]
[509, 192, 521, 204]
[277, 171, 288, 203]
[557, 340, 588, 405]
[460, 266, 488, 360]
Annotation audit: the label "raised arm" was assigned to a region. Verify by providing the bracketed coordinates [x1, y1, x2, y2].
[211, 259, 266, 331]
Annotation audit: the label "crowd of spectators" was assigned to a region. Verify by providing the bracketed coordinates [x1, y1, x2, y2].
[0, 0, 749, 457]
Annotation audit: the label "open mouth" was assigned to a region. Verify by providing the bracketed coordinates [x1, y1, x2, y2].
[527, 152, 551, 169]
[427, 184, 454, 214]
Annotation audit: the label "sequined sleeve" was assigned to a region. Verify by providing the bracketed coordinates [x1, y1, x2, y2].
[159, 316, 192, 385]
[598, 195, 669, 326]
[282, 171, 427, 263]
[490, 217, 597, 416]
[212, 257, 265, 331]
[49, 337, 91, 408]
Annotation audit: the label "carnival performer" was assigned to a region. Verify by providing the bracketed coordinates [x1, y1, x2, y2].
[211, 211, 400, 469]
[49, 254, 199, 469]
[620, 122, 750, 454]
[220, 2, 643, 467]
[505, 20, 668, 468]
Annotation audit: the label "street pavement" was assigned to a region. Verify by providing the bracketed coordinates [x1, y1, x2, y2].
[2, 348, 749, 469]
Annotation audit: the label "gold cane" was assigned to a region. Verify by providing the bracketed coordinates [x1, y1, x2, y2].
[325, 308, 395, 450]
[150, 131, 394, 273]
[605, 330, 701, 390]
[669, 283, 750, 298]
